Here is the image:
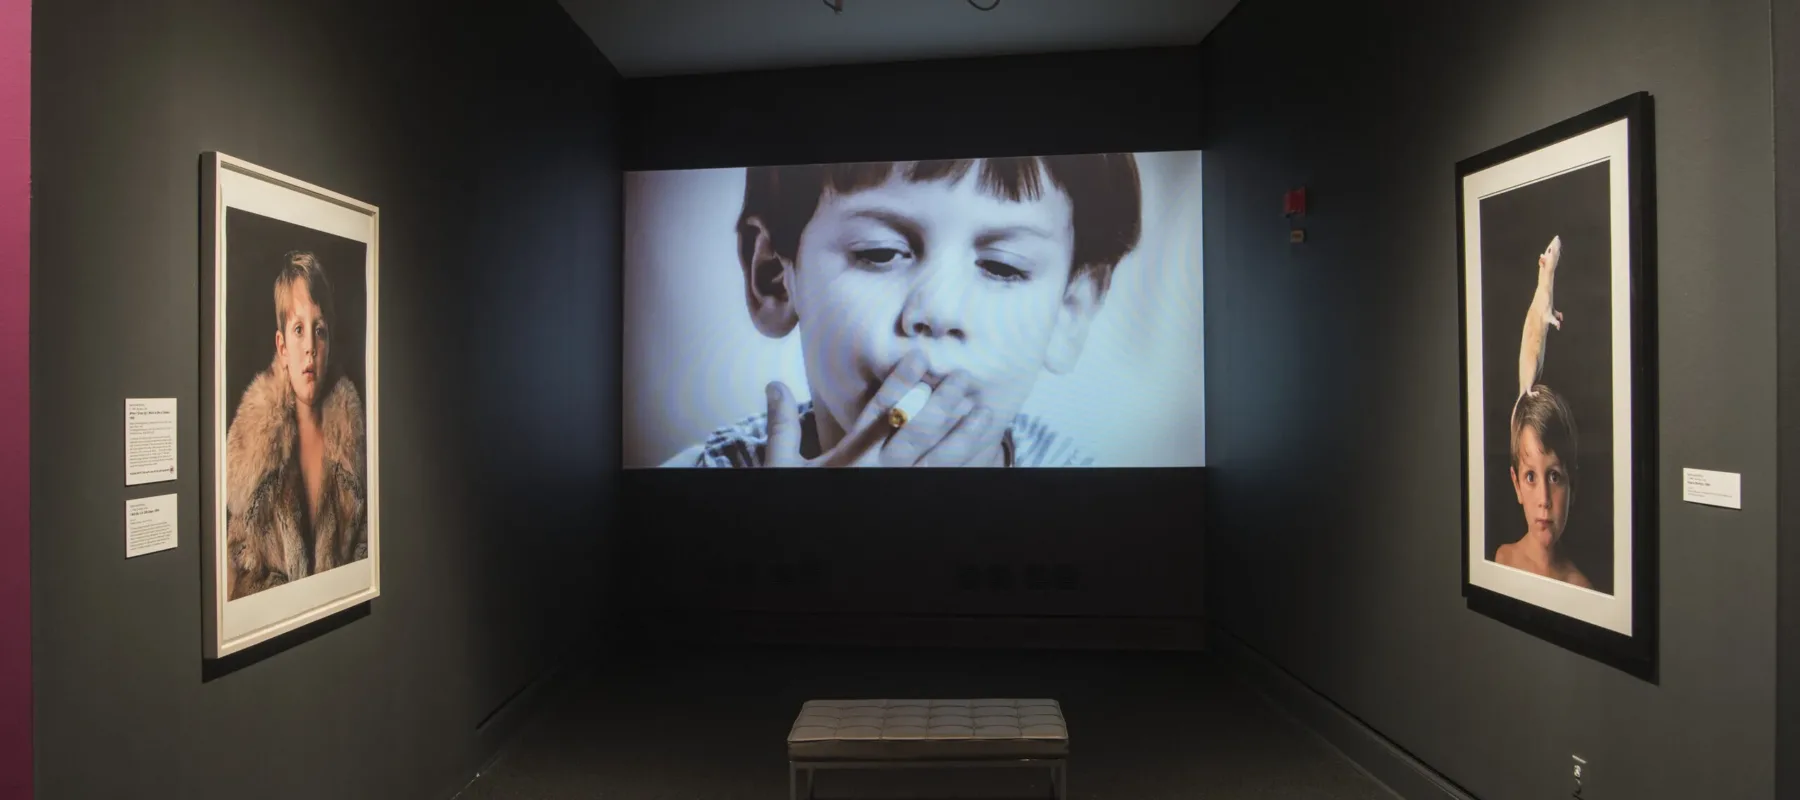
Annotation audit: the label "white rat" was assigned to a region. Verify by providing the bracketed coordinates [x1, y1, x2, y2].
[1513, 235, 1563, 420]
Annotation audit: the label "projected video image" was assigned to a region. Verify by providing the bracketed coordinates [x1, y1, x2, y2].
[624, 150, 1204, 468]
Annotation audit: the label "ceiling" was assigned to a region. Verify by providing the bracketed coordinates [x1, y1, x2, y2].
[559, 0, 1240, 78]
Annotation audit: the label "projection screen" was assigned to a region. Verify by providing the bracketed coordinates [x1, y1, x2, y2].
[624, 150, 1204, 469]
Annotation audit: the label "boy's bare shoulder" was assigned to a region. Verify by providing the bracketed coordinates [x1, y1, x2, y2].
[1493, 542, 1523, 569]
[1557, 561, 1593, 589]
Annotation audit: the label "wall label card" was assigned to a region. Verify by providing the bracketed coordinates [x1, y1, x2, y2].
[125, 398, 177, 485]
[1682, 468, 1742, 510]
[126, 494, 178, 558]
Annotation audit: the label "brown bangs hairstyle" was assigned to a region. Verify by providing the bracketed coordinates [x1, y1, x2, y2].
[738, 155, 1144, 292]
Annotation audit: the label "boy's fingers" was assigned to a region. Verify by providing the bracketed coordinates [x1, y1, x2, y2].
[851, 350, 931, 433]
[764, 381, 803, 467]
[880, 371, 975, 467]
[918, 406, 998, 467]
[816, 412, 891, 468]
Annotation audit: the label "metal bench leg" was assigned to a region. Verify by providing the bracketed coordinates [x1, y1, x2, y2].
[1055, 760, 1067, 800]
[788, 762, 814, 800]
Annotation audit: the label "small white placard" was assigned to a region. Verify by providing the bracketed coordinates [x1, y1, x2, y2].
[125, 398, 178, 486]
[1682, 468, 1742, 510]
[125, 494, 178, 558]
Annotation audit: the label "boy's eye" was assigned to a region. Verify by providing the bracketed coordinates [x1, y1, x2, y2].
[979, 259, 1028, 282]
[852, 247, 911, 268]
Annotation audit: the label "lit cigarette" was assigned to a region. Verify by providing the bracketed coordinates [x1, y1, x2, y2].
[886, 383, 933, 429]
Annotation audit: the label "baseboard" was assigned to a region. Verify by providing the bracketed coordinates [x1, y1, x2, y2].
[1210, 626, 1478, 800]
[627, 609, 1208, 651]
[476, 662, 564, 735]
[445, 659, 570, 800]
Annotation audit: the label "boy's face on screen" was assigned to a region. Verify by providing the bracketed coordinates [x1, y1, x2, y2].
[781, 166, 1103, 447]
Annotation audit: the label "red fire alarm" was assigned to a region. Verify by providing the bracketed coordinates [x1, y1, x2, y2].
[1283, 188, 1307, 217]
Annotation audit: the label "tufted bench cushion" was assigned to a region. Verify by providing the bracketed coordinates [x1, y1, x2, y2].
[787, 699, 1068, 761]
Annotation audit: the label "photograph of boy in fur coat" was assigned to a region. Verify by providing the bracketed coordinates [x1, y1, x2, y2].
[222, 209, 370, 601]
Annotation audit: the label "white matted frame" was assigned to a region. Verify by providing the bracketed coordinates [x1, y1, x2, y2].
[1456, 93, 1657, 681]
[201, 152, 381, 658]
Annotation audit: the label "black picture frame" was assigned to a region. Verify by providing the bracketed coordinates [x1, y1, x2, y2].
[1455, 92, 1658, 682]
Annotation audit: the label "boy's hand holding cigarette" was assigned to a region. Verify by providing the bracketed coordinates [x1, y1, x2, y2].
[763, 350, 997, 467]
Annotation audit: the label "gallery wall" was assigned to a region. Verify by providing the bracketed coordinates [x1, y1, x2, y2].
[0, 1, 26, 798]
[624, 45, 1204, 170]
[1203, 0, 1778, 798]
[616, 46, 1207, 649]
[30, 0, 620, 798]
[1777, 0, 1799, 794]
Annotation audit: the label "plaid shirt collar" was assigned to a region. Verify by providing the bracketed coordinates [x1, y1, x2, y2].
[686, 400, 1094, 468]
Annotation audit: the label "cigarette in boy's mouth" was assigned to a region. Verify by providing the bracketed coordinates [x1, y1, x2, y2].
[886, 383, 933, 429]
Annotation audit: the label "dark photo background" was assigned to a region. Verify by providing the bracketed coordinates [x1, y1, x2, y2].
[1478, 160, 1615, 594]
[224, 207, 370, 448]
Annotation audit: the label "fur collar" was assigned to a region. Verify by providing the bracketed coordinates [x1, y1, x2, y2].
[225, 354, 365, 514]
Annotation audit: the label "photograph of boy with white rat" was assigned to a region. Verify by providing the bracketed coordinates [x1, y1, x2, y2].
[1474, 156, 1617, 595]
[1494, 234, 1593, 589]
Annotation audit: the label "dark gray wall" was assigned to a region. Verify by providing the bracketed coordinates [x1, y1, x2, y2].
[30, 1, 620, 798]
[616, 47, 1207, 650]
[1203, 1, 1777, 799]
[1778, 0, 1799, 794]
[623, 45, 1204, 170]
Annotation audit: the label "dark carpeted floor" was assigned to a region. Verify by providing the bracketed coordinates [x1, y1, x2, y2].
[454, 643, 1397, 800]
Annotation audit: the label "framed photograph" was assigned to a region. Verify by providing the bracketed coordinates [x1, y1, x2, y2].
[1456, 93, 1657, 680]
[202, 153, 380, 658]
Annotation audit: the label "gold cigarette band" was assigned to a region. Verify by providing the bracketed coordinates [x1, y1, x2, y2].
[886, 383, 933, 430]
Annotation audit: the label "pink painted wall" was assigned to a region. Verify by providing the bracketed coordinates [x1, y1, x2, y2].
[0, 0, 26, 797]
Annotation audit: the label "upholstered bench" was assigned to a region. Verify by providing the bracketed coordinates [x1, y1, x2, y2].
[786, 698, 1068, 800]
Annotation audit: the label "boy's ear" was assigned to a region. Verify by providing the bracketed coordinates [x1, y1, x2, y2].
[738, 215, 799, 338]
[1044, 265, 1109, 375]
[274, 329, 285, 358]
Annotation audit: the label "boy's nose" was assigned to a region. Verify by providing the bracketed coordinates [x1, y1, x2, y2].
[899, 264, 969, 340]
[902, 304, 965, 341]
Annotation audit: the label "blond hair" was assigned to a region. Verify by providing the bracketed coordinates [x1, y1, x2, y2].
[272, 250, 336, 333]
